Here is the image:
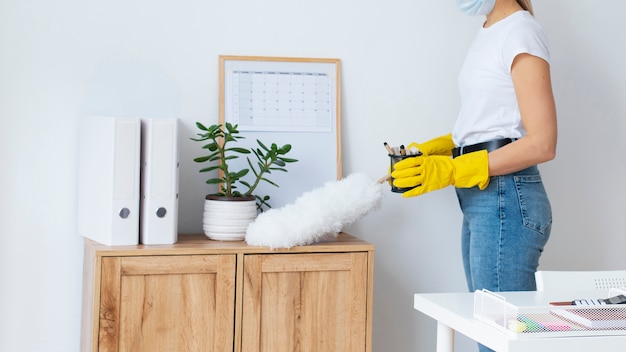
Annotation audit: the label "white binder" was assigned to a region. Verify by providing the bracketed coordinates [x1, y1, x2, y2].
[139, 118, 179, 244]
[78, 116, 141, 245]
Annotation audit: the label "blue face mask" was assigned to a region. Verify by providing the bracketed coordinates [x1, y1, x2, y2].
[455, 0, 496, 16]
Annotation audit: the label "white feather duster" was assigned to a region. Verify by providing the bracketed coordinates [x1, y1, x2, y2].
[245, 173, 385, 249]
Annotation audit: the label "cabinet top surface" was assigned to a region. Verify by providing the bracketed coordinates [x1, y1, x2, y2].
[85, 232, 374, 256]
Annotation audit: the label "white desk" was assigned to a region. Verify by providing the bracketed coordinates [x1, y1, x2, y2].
[414, 290, 626, 352]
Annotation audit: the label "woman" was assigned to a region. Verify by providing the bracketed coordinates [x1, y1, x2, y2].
[392, 0, 556, 301]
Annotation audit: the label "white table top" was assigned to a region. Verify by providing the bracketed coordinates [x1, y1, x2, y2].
[414, 290, 626, 352]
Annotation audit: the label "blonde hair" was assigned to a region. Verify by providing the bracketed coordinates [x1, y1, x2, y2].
[516, 0, 534, 15]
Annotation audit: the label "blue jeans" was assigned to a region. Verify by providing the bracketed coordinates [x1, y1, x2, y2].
[456, 165, 552, 351]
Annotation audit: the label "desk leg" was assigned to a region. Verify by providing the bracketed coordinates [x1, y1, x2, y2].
[436, 321, 454, 352]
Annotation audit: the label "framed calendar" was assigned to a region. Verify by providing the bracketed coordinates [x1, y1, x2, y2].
[219, 55, 342, 208]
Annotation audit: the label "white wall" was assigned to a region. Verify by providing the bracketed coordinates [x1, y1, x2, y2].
[2, 1, 625, 351]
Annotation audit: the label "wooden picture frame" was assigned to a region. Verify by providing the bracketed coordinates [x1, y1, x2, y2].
[218, 55, 342, 208]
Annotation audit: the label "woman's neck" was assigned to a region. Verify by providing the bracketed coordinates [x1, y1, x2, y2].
[484, 0, 523, 28]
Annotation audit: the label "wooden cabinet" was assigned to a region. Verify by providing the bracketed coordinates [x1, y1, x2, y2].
[81, 233, 374, 352]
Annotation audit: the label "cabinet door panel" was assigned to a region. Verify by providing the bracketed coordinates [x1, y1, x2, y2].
[242, 253, 368, 352]
[99, 255, 236, 352]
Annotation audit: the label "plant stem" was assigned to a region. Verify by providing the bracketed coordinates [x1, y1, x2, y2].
[245, 154, 273, 197]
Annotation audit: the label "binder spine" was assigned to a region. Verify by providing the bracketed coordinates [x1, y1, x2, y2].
[78, 116, 140, 246]
[111, 119, 141, 242]
[139, 118, 179, 244]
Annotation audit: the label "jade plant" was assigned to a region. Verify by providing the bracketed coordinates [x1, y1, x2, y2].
[190, 122, 298, 211]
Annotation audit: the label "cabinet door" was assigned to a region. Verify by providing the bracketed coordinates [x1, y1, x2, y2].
[99, 255, 236, 352]
[242, 252, 369, 352]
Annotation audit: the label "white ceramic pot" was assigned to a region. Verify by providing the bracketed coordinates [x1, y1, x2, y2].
[203, 195, 257, 241]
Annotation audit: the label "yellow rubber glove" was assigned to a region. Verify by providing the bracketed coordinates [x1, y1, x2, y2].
[407, 133, 454, 157]
[390, 150, 490, 197]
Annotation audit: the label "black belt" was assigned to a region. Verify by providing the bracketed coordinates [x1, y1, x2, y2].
[452, 138, 516, 158]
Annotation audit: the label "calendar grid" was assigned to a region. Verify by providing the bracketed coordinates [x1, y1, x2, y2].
[232, 70, 332, 132]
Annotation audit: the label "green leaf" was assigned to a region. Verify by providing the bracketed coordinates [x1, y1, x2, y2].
[254, 148, 265, 158]
[208, 124, 222, 133]
[256, 139, 269, 151]
[273, 159, 286, 167]
[232, 169, 249, 178]
[261, 178, 279, 188]
[278, 157, 298, 163]
[227, 147, 251, 154]
[193, 156, 211, 163]
[196, 122, 209, 131]
[199, 165, 221, 173]
[206, 143, 219, 152]
[225, 122, 236, 131]
[190, 136, 208, 142]
[200, 150, 219, 157]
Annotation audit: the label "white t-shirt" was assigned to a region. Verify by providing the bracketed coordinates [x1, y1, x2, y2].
[452, 11, 550, 147]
